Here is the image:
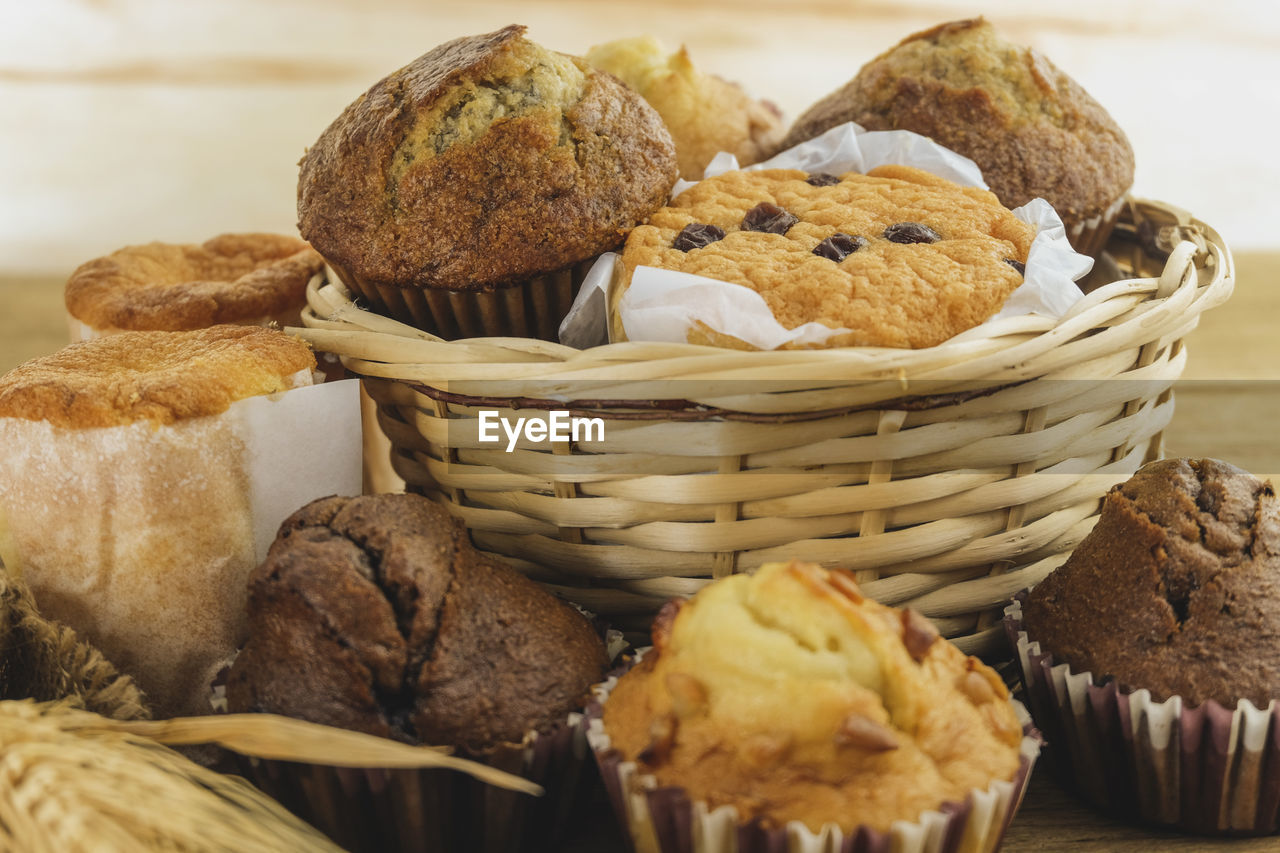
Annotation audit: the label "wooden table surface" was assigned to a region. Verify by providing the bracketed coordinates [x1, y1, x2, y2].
[4, 0, 1280, 849]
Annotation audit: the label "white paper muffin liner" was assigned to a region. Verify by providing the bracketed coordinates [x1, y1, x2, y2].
[585, 651, 1041, 853]
[1005, 594, 1280, 834]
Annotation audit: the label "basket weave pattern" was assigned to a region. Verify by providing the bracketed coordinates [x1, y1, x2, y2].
[299, 199, 1232, 654]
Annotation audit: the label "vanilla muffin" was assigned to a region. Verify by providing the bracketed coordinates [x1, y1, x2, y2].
[586, 36, 783, 180]
[0, 327, 320, 718]
[298, 24, 678, 339]
[782, 19, 1134, 256]
[614, 164, 1034, 349]
[600, 560, 1024, 835]
[64, 233, 323, 340]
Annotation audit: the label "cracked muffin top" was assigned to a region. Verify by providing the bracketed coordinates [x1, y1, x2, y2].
[601, 560, 1022, 833]
[297, 24, 678, 293]
[225, 493, 609, 751]
[781, 18, 1134, 242]
[1024, 458, 1280, 707]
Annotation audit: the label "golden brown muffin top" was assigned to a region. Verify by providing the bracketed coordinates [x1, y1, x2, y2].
[0, 326, 315, 428]
[297, 24, 678, 292]
[615, 164, 1033, 349]
[64, 233, 323, 331]
[1024, 458, 1280, 708]
[782, 18, 1134, 229]
[586, 36, 783, 180]
[602, 560, 1022, 833]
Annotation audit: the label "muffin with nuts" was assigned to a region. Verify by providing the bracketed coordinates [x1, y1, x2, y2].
[298, 24, 678, 340]
[590, 560, 1038, 852]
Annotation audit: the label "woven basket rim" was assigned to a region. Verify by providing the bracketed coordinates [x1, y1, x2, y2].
[294, 197, 1232, 388]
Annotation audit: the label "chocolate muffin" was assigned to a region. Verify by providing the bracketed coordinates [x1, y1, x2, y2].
[297, 24, 678, 339]
[1023, 458, 1280, 708]
[226, 493, 609, 750]
[781, 18, 1134, 257]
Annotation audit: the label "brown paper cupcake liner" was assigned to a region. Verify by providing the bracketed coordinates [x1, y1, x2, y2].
[1005, 593, 1280, 835]
[232, 711, 592, 853]
[1067, 191, 1129, 261]
[585, 652, 1041, 853]
[325, 259, 592, 342]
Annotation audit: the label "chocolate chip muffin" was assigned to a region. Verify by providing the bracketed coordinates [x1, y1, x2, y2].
[782, 19, 1134, 257]
[226, 493, 609, 750]
[586, 36, 783, 180]
[1023, 458, 1280, 708]
[298, 24, 678, 340]
[612, 164, 1033, 349]
[599, 560, 1025, 835]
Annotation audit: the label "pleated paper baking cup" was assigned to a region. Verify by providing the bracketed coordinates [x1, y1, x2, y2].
[1067, 192, 1128, 262]
[234, 712, 591, 853]
[585, 657, 1041, 853]
[1005, 594, 1280, 834]
[325, 259, 590, 341]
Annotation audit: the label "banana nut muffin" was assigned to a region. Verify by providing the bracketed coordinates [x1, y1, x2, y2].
[586, 36, 783, 180]
[782, 18, 1134, 255]
[1023, 458, 1280, 708]
[64, 234, 323, 339]
[613, 164, 1034, 349]
[226, 493, 609, 751]
[298, 24, 678, 338]
[601, 560, 1023, 833]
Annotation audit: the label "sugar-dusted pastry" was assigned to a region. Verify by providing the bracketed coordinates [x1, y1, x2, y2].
[598, 560, 1025, 836]
[64, 233, 322, 340]
[614, 164, 1033, 349]
[0, 326, 317, 718]
[586, 35, 783, 180]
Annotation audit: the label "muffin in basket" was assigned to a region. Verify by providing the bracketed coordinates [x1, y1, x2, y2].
[591, 559, 1039, 853]
[298, 24, 678, 340]
[1008, 457, 1280, 834]
[226, 492, 610, 853]
[0, 326, 332, 721]
[585, 35, 783, 180]
[782, 18, 1134, 257]
[64, 232, 323, 341]
[612, 163, 1035, 349]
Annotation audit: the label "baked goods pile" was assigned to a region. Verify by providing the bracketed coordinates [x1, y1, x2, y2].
[0, 14, 1245, 853]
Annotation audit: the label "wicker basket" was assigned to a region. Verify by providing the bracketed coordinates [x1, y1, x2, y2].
[297, 198, 1232, 655]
